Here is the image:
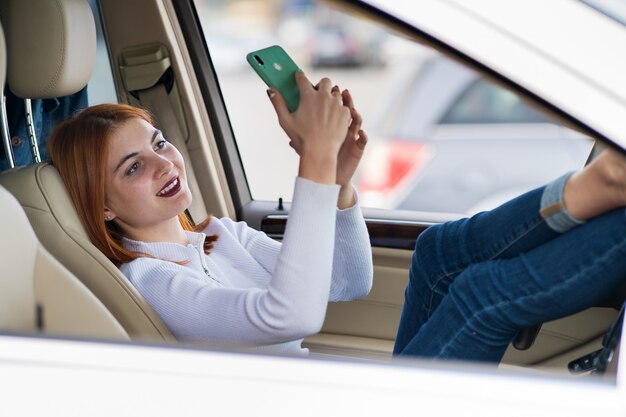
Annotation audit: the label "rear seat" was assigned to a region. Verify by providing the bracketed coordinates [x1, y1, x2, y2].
[0, 10, 126, 340]
[0, 184, 129, 340]
[0, 0, 174, 342]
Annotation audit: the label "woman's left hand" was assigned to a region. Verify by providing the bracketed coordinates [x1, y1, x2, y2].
[335, 88, 368, 208]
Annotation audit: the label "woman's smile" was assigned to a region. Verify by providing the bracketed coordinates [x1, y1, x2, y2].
[157, 176, 181, 197]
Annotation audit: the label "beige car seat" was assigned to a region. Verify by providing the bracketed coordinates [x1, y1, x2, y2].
[0, 0, 174, 342]
[0, 14, 127, 340]
[0, 184, 129, 341]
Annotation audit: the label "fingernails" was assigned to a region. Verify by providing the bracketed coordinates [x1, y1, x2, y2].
[266, 89, 275, 99]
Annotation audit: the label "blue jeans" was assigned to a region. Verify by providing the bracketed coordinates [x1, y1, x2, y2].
[0, 86, 88, 169]
[394, 174, 626, 362]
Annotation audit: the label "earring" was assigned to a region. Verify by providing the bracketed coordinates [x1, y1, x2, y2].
[104, 215, 112, 222]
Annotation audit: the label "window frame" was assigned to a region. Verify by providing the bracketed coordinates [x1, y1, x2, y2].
[172, 0, 252, 220]
[172, 0, 605, 247]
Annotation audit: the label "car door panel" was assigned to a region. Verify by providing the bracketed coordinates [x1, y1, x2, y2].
[256, 207, 618, 368]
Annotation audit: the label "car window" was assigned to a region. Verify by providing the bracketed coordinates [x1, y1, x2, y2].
[439, 79, 550, 124]
[198, 0, 593, 216]
[87, 0, 117, 105]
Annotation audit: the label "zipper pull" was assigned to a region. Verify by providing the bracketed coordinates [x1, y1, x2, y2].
[203, 266, 222, 284]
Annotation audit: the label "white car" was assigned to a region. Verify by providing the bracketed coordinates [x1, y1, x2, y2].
[1, 0, 625, 415]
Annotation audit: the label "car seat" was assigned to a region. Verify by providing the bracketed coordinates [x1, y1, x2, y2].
[0, 0, 174, 342]
[0, 184, 129, 340]
[0, 13, 127, 341]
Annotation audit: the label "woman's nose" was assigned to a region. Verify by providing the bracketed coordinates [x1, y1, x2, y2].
[155, 155, 174, 178]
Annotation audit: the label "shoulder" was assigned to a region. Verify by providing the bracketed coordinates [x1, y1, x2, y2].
[119, 256, 181, 284]
[202, 215, 254, 238]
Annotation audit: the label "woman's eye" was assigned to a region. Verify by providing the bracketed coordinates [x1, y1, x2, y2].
[126, 162, 139, 176]
[155, 139, 167, 150]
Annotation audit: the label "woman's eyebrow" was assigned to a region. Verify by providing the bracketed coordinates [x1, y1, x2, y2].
[151, 129, 161, 143]
[114, 129, 162, 173]
[114, 152, 138, 173]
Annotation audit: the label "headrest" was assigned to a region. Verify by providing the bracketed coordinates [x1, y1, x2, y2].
[0, 0, 96, 99]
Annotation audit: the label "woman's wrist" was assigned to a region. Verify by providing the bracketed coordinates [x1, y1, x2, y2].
[337, 183, 356, 209]
[298, 153, 338, 185]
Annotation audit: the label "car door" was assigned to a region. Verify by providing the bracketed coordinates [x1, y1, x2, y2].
[94, 0, 620, 372]
[3, 1, 626, 415]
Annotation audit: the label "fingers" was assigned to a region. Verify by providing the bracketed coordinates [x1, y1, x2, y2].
[267, 88, 290, 122]
[315, 77, 333, 93]
[342, 90, 360, 121]
[343, 89, 363, 138]
[356, 129, 368, 150]
[295, 71, 316, 93]
[341, 89, 354, 108]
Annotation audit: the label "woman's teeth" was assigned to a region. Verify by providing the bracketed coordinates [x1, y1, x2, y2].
[157, 178, 178, 196]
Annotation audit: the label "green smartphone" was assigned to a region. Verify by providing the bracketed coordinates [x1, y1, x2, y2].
[246, 45, 301, 112]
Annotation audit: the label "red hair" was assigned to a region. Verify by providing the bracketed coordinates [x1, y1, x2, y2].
[48, 103, 217, 266]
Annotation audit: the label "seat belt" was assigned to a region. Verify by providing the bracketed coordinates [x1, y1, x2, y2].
[136, 84, 207, 223]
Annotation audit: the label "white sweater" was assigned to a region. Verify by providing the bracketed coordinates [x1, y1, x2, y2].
[120, 177, 373, 355]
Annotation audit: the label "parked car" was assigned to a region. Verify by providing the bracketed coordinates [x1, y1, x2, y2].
[357, 55, 594, 214]
[307, 22, 385, 67]
[1, 0, 625, 415]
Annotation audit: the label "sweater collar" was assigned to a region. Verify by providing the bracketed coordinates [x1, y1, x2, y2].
[122, 230, 207, 255]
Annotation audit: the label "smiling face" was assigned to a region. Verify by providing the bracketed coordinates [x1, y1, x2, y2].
[103, 118, 192, 242]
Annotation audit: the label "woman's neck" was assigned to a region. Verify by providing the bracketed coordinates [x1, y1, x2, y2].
[121, 217, 189, 246]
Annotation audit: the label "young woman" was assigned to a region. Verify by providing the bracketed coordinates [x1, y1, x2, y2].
[394, 149, 626, 362]
[48, 72, 373, 355]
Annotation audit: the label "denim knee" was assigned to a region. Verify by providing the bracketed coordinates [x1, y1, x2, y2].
[411, 225, 443, 285]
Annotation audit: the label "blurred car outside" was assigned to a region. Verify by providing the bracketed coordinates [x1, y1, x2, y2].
[197, 0, 279, 74]
[357, 55, 594, 215]
[306, 22, 386, 67]
[301, 4, 387, 68]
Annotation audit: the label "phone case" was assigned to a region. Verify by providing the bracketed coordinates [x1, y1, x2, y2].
[246, 45, 301, 112]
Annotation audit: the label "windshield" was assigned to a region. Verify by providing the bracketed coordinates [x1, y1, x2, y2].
[581, 0, 626, 25]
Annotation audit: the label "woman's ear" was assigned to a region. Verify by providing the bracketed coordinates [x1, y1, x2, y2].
[104, 207, 116, 222]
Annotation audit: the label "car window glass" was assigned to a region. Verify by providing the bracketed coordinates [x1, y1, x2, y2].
[439, 79, 550, 124]
[87, 0, 117, 105]
[199, 0, 593, 216]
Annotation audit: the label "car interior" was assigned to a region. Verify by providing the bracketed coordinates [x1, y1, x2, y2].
[0, 0, 623, 381]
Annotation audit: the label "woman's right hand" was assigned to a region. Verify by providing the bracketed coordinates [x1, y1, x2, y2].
[268, 71, 351, 185]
